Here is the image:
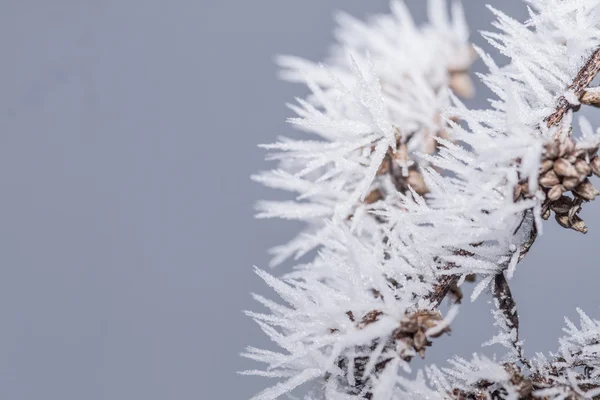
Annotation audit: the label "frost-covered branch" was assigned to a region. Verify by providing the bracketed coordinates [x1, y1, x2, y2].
[245, 0, 600, 399]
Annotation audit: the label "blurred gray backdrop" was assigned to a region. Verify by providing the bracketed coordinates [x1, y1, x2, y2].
[1, 1, 599, 399]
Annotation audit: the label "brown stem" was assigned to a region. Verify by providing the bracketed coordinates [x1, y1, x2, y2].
[546, 48, 600, 128]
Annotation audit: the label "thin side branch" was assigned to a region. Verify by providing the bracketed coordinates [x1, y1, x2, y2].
[581, 89, 600, 108]
[546, 48, 600, 127]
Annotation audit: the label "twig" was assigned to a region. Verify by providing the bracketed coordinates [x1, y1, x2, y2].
[581, 89, 600, 108]
[546, 48, 600, 127]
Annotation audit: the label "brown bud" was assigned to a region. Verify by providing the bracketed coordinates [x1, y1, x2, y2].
[364, 189, 383, 204]
[550, 196, 573, 214]
[571, 215, 588, 234]
[539, 159, 554, 174]
[540, 170, 560, 187]
[591, 157, 600, 177]
[562, 177, 580, 190]
[555, 213, 588, 234]
[566, 153, 579, 164]
[399, 320, 419, 334]
[377, 158, 390, 175]
[559, 139, 576, 157]
[574, 159, 591, 176]
[407, 170, 429, 195]
[553, 158, 579, 178]
[555, 213, 571, 229]
[414, 329, 427, 352]
[542, 208, 551, 220]
[513, 184, 522, 202]
[547, 185, 564, 201]
[545, 142, 560, 159]
[449, 72, 475, 99]
[574, 180, 600, 201]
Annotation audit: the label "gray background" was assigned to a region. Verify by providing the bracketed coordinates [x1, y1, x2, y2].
[1, 1, 598, 399]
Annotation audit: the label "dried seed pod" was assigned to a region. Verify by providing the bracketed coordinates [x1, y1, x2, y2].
[413, 330, 427, 352]
[562, 177, 580, 190]
[513, 184, 522, 202]
[555, 213, 571, 229]
[399, 320, 419, 334]
[377, 157, 390, 175]
[364, 189, 384, 204]
[550, 196, 573, 214]
[559, 139, 576, 157]
[547, 184, 564, 201]
[591, 157, 600, 177]
[539, 159, 554, 174]
[542, 208, 551, 220]
[553, 158, 579, 178]
[574, 180, 600, 201]
[571, 215, 588, 234]
[574, 159, 591, 176]
[545, 142, 560, 159]
[540, 170, 560, 187]
[566, 153, 579, 164]
[449, 72, 475, 99]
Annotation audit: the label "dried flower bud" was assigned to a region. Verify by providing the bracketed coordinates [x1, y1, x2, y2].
[555, 213, 571, 229]
[574, 159, 591, 176]
[407, 170, 428, 195]
[513, 184, 522, 202]
[571, 215, 588, 234]
[422, 136, 437, 155]
[591, 157, 600, 177]
[549, 196, 572, 214]
[553, 158, 579, 178]
[559, 139, 576, 157]
[547, 184, 564, 201]
[544, 142, 560, 159]
[540, 170, 560, 187]
[413, 330, 427, 353]
[377, 157, 390, 175]
[449, 72, 475, 99]
[574, 180, 600, 201]
[542, 208, 551, 220]
[555, 213, 588, 234]
[364, 189, 383, 204]
[539, 159, 554, 174]
[562, 177, 580, 190]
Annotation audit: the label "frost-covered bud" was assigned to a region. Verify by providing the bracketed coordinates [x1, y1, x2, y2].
[553, 158, 579, 178]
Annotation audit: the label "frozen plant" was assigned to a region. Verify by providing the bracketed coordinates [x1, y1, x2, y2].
[244, 1, 600, 399]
